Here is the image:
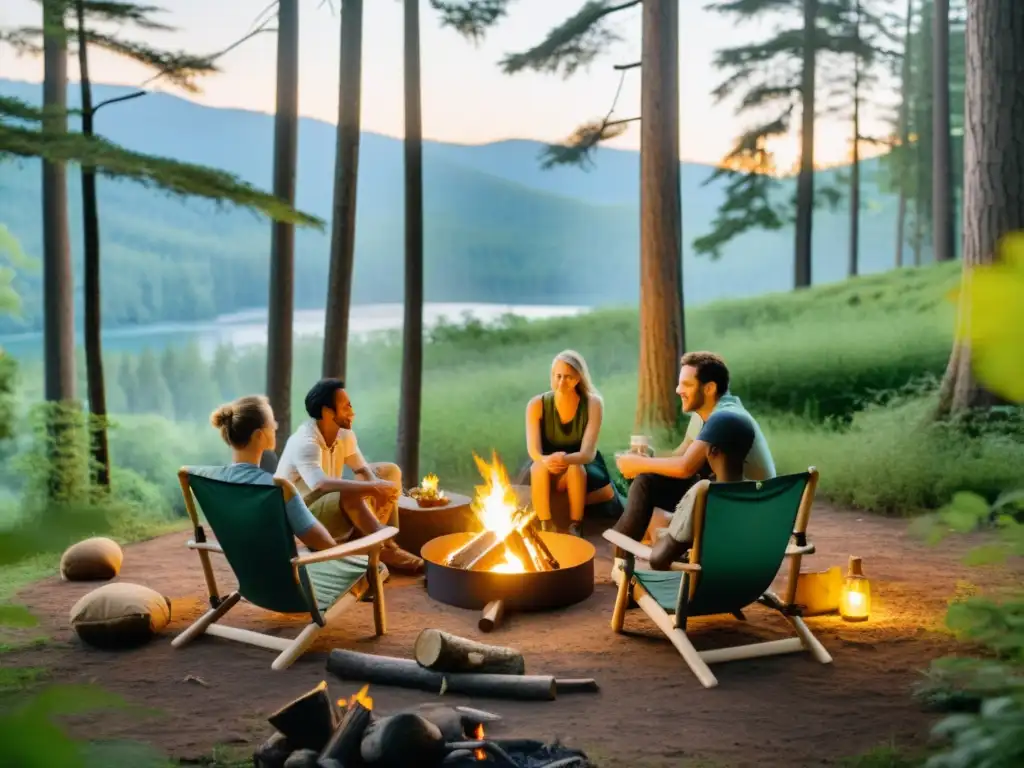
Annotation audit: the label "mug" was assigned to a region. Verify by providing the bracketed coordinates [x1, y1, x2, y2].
[629, 435, 652, 456]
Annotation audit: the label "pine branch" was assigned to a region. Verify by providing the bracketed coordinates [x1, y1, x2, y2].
[79, 2, 174, 31]
[0, 121, 323, 228]
[704, 0, 799, 18]
[84, 31, 217, 93]
[430, 0, 513, 42]
[500, 0, 640, 78]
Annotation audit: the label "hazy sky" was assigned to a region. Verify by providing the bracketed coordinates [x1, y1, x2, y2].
[2, 0, 892, 168]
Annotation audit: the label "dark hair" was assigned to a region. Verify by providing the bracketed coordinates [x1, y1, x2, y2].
[304, 378, 346, 419]
[211, 395, 270, 448]
[680, 351, 730, 396]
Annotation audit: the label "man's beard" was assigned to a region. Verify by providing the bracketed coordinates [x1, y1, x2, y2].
[337, 416, 353, 429]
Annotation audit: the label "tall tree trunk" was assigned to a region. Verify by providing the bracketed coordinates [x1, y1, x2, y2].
[635, 0, 685, 430]
[322, 0, 364, 379]
[75, 0, 110, 490]
[42, 0, 75, 406]
[936, 0, 1023, 416]
[848, 0, 861, 278]
[932, 0, 954, 262]
[894, 0, 913, 269]
[794, 0, 818, 289]
[396, 0, 424, 482]
[267, 0, 300, 446]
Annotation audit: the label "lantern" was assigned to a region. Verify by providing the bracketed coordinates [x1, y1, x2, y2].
[839, 555, 871, 622]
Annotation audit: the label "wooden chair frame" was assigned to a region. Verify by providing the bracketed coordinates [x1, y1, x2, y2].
[171, 469, 394, 671]
[603, 467, 832, 688]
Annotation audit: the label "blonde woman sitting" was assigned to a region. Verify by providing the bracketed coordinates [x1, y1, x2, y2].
[522, 350, 616, 537]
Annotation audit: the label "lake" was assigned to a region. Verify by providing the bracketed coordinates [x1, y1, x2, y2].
[0, 302, 590, 360]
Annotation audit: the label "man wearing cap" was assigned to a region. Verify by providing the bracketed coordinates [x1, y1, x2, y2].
[612, 351, 775, 567]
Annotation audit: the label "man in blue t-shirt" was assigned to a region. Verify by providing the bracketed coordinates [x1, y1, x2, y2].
[611, 351, 776, 560]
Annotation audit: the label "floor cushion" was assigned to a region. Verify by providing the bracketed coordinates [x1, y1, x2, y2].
[69, 582, 172, 649]
[60, 536, 123, 581]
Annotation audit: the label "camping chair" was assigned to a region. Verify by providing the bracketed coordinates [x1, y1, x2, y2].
[602, 467, 832, 688]
[170, 468, 395, 671]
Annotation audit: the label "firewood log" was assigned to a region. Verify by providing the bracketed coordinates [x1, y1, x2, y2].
[326, 649, 557, 701]
[415, 629, 526, 675]
[266, 680, 339, 752]
[521, 524, 560, 570]
[281, 749, 318, 768]
[478, 599, 506, 632]
[360, 713, 445, 768]
[319, 695, 372, 764]
[252, 732, 291, 768]
[501, 529, 543, 572]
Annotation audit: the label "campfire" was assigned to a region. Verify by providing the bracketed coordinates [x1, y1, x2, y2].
[409, 472, 449, 508]
[419, 453, 597, 626]
[255, 679, 593, 768]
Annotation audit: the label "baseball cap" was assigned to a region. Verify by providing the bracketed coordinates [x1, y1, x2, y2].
[697, 410, 755, 458]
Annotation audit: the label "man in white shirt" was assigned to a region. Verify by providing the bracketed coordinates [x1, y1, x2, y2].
[276, 378, 424, 574]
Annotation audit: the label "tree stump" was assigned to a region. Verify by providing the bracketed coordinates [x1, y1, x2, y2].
[415, 629, 525, 675]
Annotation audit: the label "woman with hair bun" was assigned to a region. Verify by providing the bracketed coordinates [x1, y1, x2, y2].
[190, 395, 338, 552]
[521, 350, 617, 536]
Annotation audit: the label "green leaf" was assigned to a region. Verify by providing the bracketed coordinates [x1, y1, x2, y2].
[962, 545, 1009, 567]
[0, 604, 39, 627]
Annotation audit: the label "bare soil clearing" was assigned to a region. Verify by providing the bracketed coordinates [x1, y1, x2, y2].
[7, 504, 1019, 767]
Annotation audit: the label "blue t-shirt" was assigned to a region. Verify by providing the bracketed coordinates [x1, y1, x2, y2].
[188, 463, 318, 536]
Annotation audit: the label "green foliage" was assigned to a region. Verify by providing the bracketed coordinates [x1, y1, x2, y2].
[430, 0, 513, 42]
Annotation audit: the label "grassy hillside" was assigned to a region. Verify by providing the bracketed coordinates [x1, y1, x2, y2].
[1, 78, 920, 336]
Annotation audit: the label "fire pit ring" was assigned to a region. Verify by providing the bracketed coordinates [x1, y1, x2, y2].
[421, 531, 596, 611]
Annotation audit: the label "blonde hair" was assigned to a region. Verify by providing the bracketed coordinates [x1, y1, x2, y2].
[210, 395, 271, 448]
[552, 349, 599, 399]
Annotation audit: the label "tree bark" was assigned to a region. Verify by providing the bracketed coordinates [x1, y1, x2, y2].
[396, 0, 424, 483]
[894, 0, 913, 269]
[932, 0, 955, 263]
[937, 0, 1024, 415]
[42, 0, 75, 404]
[848, 0, 861, 279]
[415, 629, 526, 674]
[635, 0, 684, 431]
[266, 0, 300, 447]
[74, 0, 110, 491]
[322, 0, 363, 379]
[793, 0, 818, 289]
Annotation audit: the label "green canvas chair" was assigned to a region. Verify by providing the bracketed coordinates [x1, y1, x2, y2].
[602, 467, 832, 688]
[170, 468, 395, 671]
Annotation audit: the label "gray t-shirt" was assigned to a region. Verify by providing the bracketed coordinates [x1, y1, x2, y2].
[682, 394, 776, 480]
[188, 463, 318, 537]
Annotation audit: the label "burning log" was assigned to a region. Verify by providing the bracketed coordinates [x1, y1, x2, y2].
[360, 713, 446, 768]
[319, 684, 373, 764]
[415, 629, 525, 675]
[478, 599, 506, 632]
[266, 680, 339, 753]
[444, 529, 502, 569]
[502, 527, 542, 572]
[521, 523, 560, 570]
[402, 703, 502, 742]
[327, 648, 560, 701]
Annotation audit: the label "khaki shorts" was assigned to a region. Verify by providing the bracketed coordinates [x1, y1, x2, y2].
[306, 462, 402, 541]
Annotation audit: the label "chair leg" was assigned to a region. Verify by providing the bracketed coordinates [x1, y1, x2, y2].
[272, 621, 323, 671]
[171, 591, 241, 649]
[785, 613, 833, 664]
[610, 561, 632, 633]
[370, 553, 387, 636]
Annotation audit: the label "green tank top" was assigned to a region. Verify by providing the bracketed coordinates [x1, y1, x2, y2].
[540, 391, 589, 453]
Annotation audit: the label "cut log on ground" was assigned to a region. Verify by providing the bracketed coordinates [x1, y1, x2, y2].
[415, 629, 525, 675]
[266, 680, 339, 752]
[478, 599, 506, 632]
[445, 529, 501, 569]
[326, 649, 563, 701]
[360, 713, 445, 768]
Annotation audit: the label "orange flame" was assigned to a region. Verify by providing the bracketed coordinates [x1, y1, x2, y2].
[337, 683, 373, 711]
[471, 451, 527, 573]
[473, 723, 486, 760]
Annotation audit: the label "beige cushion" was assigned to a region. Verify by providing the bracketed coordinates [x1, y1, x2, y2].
[69, 582, 172, 648]
[60, 537, 123, 581]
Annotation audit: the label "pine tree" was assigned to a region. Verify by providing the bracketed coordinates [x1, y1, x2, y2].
[133, 348, 172, 416]
[116, 354, 137, 413]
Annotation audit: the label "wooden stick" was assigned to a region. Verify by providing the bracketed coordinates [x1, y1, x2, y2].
[445, 529, 501, 569]
[465, 533, 516, 571]
[494, 529, 540, 572]
[521, 523, 560, 570]
[326, 649, 563, 701]
[265, 680, 339, 752]
[478, 599, 505, 632]
[415, 629, 525, 675]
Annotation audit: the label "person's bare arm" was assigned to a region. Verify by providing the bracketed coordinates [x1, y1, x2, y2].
[525, 396, 546, 463]
[617, 439, 710, 479]
[294, 440, 383, 500]
[672, 413, 702, 456]
[565, 396, 602, 465]
[297, 519, 337, 551]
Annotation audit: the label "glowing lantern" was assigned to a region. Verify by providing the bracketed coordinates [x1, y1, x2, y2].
[840, 555, 871, 622]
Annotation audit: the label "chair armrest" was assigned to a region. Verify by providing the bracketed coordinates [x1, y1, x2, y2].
[786, 541, 816, 556]
[187, 539, 224, 554]
[292, 526, 398, 567]
[602, 529, 701, 573]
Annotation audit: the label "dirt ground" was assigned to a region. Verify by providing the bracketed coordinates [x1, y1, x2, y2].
[6, 503, 1020, 768]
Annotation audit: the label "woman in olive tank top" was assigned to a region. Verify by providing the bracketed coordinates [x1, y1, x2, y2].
[521, 350, 615, 536]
